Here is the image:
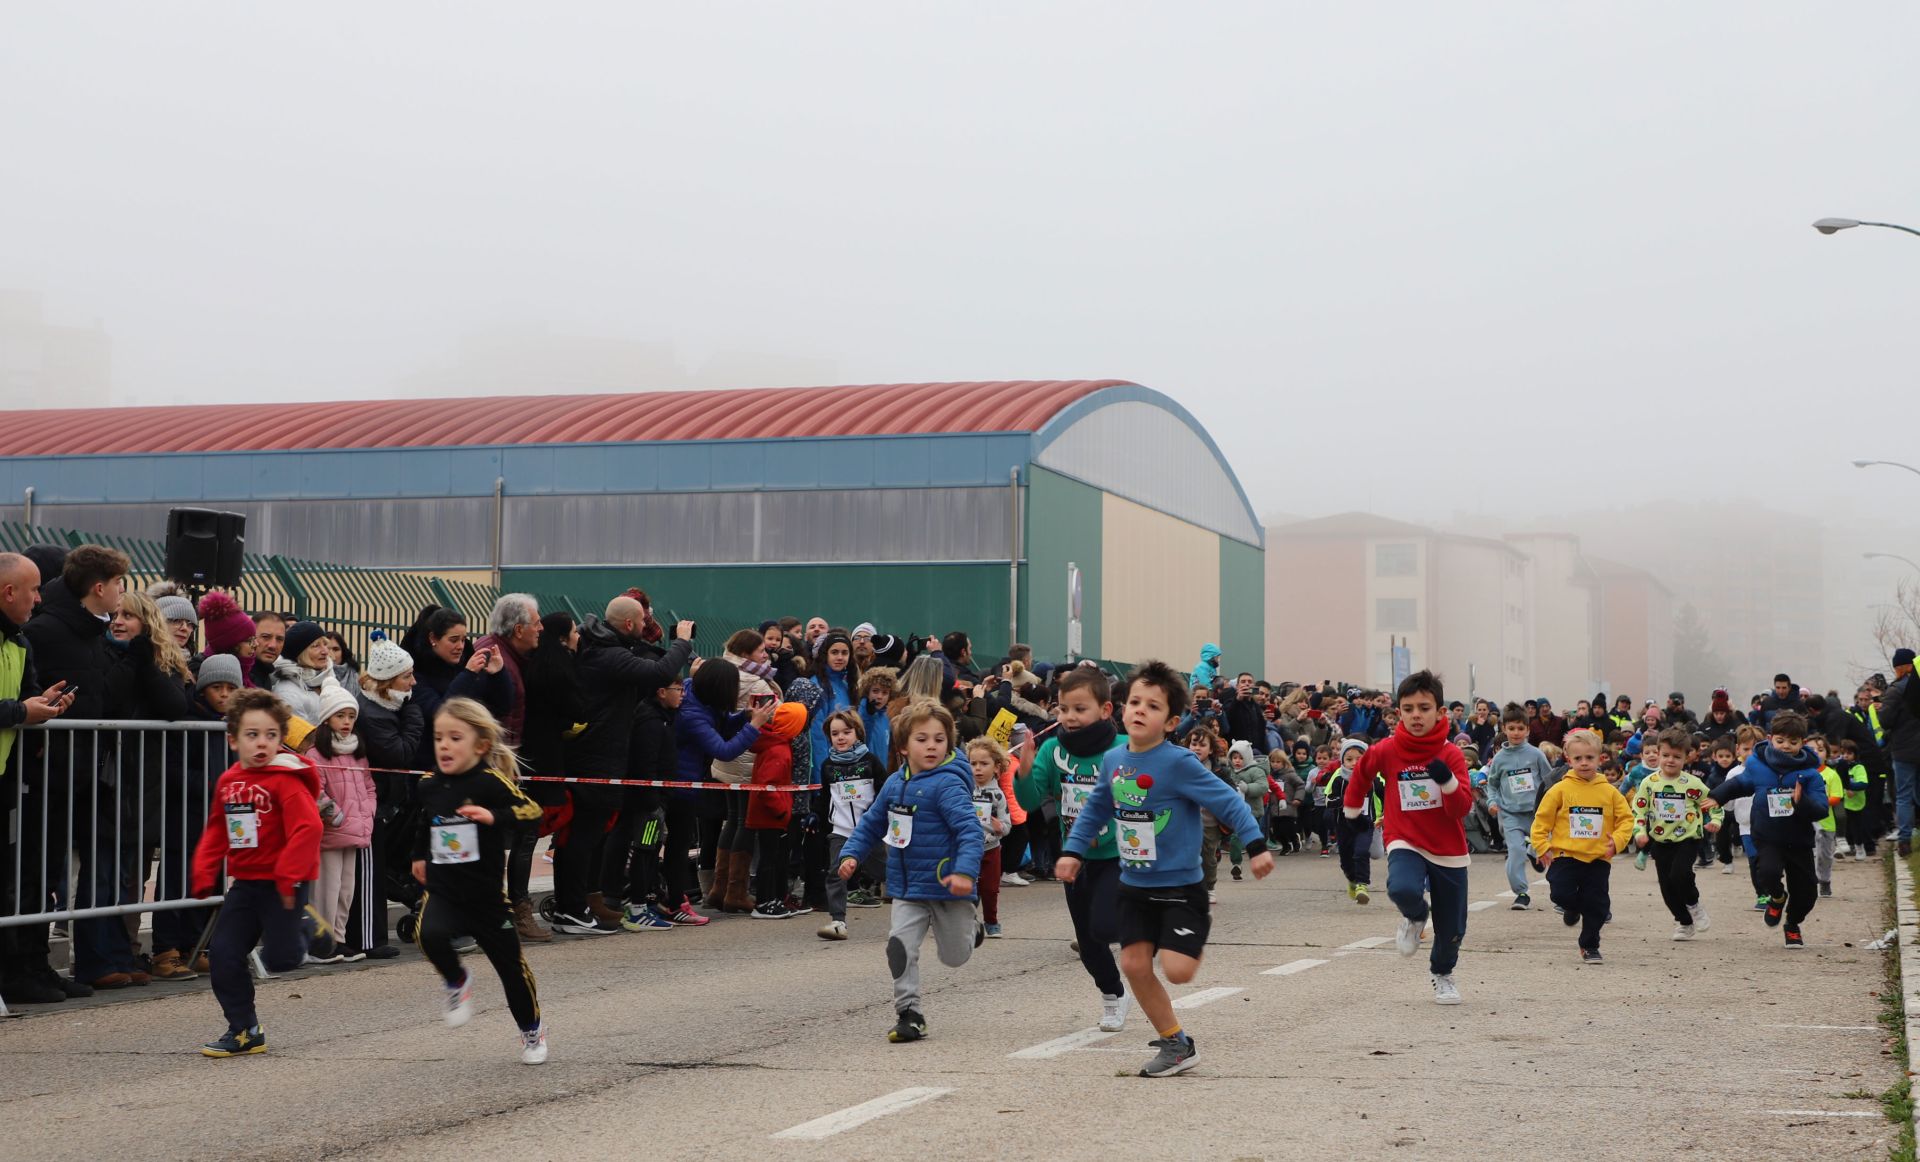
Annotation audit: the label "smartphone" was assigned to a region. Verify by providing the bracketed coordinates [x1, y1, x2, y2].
[750, 693, 776, 710]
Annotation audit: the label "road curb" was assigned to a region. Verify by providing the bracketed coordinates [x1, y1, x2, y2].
[1892, 852, 1920, 1142]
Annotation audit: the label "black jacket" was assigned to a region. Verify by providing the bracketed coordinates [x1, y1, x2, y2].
[22, 579, 115, 721]
[1880, 676, 1920, 765]
[357, 689, 426, 800]
[565, 619, 692, 779]
[1218, 687, 1268, 749]
[520, 638, 586, 782]
[629, 696, 679, 781]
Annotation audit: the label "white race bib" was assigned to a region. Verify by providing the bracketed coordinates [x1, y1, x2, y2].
[429, 818, 480, 864]
[1568, 806, 1603, 840]
[1398, 776, 1441, 812]
[1115, 809, 1157, 865]
[225, 804, 259, 850]
[832, 778, 875, 813]
[973, 798, 993, 828]
[1060, 779, 1094, 820]
[1767, 790, 1794, 818]
[1654, 794, 1686, 823]
[1507, 770, 1536, 796]
[883, 805, 915, 849]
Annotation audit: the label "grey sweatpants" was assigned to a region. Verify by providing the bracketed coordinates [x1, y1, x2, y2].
[888, 898, 977, 1015]
[1815, 830, 1836, 888]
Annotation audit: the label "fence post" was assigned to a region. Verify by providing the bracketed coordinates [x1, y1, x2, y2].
[428, 578, 459, 613]
[269, 556, 310, 621]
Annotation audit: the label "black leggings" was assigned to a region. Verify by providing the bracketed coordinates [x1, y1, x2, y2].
[752, 828, 784, 902]
[1270, 815, 1300, 852]
[419, 891, 540, 1032]
[505, 815, 540, 906]
[1754, 841, 1817, 926]
[662, 801, 699, 904]
[1064, 857, 1123, 997]
[718, 794, 751, 853]
[1650, 841, 1699, 925]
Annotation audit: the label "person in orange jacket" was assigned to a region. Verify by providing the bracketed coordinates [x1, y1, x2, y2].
[744, 702, 809, 919]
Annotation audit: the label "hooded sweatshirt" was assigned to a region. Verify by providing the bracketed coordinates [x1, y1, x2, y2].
[1483, 738, 1552, 816]
[1191, 644, 1221, 692]
[1225, 740, 1272, 814]
[1530, 771, 1633, 863]
[746, 702, 808, 830]
[1709, 741, 1829, 848]
[191, 751, 324, 898]
[1344, 721, 1472, 867]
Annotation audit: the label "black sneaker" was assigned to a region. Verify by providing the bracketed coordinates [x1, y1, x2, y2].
[552, 912, 618, 936]
[888, 1008, 927, 1043]
[1139, 1033, 1199, 1077]
[1529, 854, 1545, 873]
[1784, 925, 1805, 949]
[1, 976, 65, 1005]
[361, 945, 402, 960]
[751, 900, 794, 920]
[1580, 948, 1603, 964]
[1561, 906, 1581, 928]
[1230, 865, 1243, 881]
[201, 1025, 268, 1057]
[1819, 883, 1833, 898]
[1511, 893, 1531, 911]
[1763, 897, 1784, 928]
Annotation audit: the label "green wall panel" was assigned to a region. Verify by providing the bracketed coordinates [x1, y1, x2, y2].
[1218, 536, 1266, 680]
[1022, 467, 1104, 662]
[503, 563, 1013, 661]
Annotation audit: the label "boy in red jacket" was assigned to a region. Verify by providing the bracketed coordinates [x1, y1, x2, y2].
[1342, 670, 1472, 1006]
[190, 689, 324, 1057]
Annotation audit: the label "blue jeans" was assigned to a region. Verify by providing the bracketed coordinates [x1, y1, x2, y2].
[1499, 815, 1533, 896]
[1385, 848, 1469, 976]
[1895, 761, 1916, 842]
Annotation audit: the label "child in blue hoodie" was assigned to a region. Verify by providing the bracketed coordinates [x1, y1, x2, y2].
[837, 700, 983, 1044]
[1058, 661, 1271, 1079]
[1483, 703, 1553, 909]
[1708, 712, 1828, 948]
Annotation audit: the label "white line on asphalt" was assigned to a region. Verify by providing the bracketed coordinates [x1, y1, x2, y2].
[1340, 936, 1393, 950]
[1009, 1028, 1118, 1060]
[1495, 890, 1516, 899]
[1762, 1024, 1879, 1031]
[1761, 1110, 1880, 1118]
[1262, 958, 1329, 976]
[772, 1087, 954, 1140]
[1172, 987, 1244, 1009]
[1468, 900, 1496, 912]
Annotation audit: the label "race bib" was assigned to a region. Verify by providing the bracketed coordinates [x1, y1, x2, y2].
[973, 798, 993, 828]
[1115, 808, 1157, 865]
[224, 803, 259, 850]
[884, 805, 915, 849]
[1060, 779, 1095, 820]
[1767, 790, 1794, 818]
[1654, 793, 1686, 823]
[1398, 774, 1441, 812]
[832, 778, 875, 813]
[429, 817, 479, 865]
[1568, 806, 1603, 840]
[1507, 770, 1536, 796]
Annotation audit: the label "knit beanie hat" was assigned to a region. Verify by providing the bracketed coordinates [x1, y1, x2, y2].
[363, 630, 413, 682]
[283, 621, 326, 666]
[196, 653, 243, 691]
[1710, 688, 1731, 713]
[196, 592, 256, 656]
[316, 678, 358, 723]
[155, 595, 197, 625]
[1339, 737, 1369, 758]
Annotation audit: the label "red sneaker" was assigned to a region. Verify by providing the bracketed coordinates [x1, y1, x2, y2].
[668, 898, 710, 927]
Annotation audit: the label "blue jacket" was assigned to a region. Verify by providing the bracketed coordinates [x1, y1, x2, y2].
[1191, 644, 1221, 692]
[671, 682, 760, 801]
[859, 698, 892, 773]
[839, 756, 983, 901]
[1710, 741, 1829, 847]
[806, 665, 854, 780]
[1483, 741, 1552, 815]
[1063, 739, 1265, 888]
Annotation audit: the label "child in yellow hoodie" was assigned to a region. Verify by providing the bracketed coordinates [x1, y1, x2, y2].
[1530, 729, 1633, 964]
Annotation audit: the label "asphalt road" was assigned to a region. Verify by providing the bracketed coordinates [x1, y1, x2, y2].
[2, 845, 1902, 1162]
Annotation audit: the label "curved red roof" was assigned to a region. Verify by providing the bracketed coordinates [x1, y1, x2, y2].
[9, 380, 1134, 455]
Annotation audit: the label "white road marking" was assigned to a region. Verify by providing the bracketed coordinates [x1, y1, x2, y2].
[1172, 987, 1245, 1009]
[1262, 958, 1329, 976]
[1340, 936, 1393, 950]
[772, 1087, 954, 1140]
[1495, 890, 1516, 899]
[1762, 1109, 1880, 1118]
[1468, 900, 1496, 912]
[1009, 1028, 1118, 1060]
[1762, 1024, 1879, 1031]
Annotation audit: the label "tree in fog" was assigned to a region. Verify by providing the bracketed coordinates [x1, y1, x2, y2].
[1672, 602, 1731, 697]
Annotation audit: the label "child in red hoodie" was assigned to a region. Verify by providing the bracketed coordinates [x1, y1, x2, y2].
[191, 689, 324, 1056]
[1342, 670, 1472, 1006]
[745, 702, 808, 920]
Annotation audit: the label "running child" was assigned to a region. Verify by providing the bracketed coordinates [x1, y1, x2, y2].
[1057, 661, 1272, 1078]
[1483, 703, 1551, 910]
[1628, 726, 1721, 941]
[1324, 738, 1381, 904]
[1030, 665, 1130, 1031]
[967, 737, 1013, 937]
[836, 701, 983, 1044]
[1343, 670, 1472, 1004]
[1808, 735, 1843, 897]
[411, 697, 549, 1063]
[818, 708, 887, 940]
[1530, 729, 1632, 963]
[1708, 711, 1828, 948]
[1837, 738, 1874, 861]
[190, 689, 324, 1057]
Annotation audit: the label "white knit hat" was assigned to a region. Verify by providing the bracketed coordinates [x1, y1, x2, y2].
[364, 630, 413, 682]
[316, 678, 358, 723]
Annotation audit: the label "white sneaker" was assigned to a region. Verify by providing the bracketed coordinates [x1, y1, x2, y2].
[519, 1022, 548, 1065]
[817, 919, 848, 941]
[1208, 890, 1218, 905]
[1689, 902, 1711, 933]
[1001, 872, 1030, 887]
[444, 971, 473, 1027]
[1099, 985, 1129, 1032]
[1395, 916, 1421, 958]
[1430, 974, 1462, 1005]
[1672, 923, 1695, 942]
[1720, 862, 1734, 874]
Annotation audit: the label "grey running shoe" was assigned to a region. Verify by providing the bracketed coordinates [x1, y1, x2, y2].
[1139, 1033, 1198, 1077]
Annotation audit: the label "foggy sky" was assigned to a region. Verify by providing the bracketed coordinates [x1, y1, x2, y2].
[4, 2, 1918, 529]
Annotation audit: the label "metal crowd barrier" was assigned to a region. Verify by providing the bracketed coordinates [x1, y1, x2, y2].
[1, 719, 230, 930]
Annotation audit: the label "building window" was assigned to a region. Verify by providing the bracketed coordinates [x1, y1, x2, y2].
[1376, 598, 1418, 631]
[1376, 543, 1417, 577]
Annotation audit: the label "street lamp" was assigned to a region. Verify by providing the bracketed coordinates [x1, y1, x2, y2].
[1853, 459, 1920, 481]
[1864, 552, 1920, 573]
[1813, 216, 1920, 238]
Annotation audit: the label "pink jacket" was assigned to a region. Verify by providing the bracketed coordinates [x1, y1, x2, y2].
[314, 752, 377, 850]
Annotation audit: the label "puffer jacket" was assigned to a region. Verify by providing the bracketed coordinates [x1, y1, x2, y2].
[673, 682, 761, 805]
[746, 703, 808, 830]
[356, 688, 425, 800]
[1225, 741, 1270, 813]
[314, 750, 377, 849]
[840, 754, 984, 901]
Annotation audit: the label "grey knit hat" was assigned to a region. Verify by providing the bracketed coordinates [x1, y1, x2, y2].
[196, 653, 243, 691]
[156, 595, 197, 625]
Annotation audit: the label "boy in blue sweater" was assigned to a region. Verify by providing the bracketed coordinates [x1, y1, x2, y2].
[1707, 712, 1828, 948]
[1484, 702, 1552, 909]
[837, 701, 984, 1043]
[1058, 661, 1271, 1078]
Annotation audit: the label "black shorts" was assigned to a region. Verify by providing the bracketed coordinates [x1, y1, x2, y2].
[1115, 882, 1211, 959]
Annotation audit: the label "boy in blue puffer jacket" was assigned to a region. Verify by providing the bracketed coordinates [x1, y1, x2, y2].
[837, 701, 984, 1044]
[1708, 711, 1829, 948]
